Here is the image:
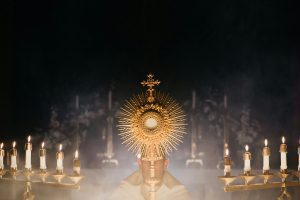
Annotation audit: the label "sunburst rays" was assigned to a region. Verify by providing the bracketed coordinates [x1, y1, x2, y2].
[118, 91, 186, 159]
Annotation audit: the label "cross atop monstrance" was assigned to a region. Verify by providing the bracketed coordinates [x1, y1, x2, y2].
[141, 74, 160, 103]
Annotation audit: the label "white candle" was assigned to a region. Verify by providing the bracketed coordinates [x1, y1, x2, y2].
[0, 143, 4, 169]
[25, 136, 32, 169]
[244, 145, 251, 172]
[262, 139, 270, 172]
[298, 140, 300, 171]
[39, 142, 47, 170]
[224, 148, 231, 176]
[56, 144, 64, 171]
[10, 141, 17, 169]
[279, 137, 287, 170]
[73, 150, 80, 175]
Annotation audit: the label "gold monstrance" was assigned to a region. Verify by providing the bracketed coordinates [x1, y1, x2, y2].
[118, 74, 186, 161]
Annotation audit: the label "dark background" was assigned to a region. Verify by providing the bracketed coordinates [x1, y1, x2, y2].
[0, 0, 299, 141]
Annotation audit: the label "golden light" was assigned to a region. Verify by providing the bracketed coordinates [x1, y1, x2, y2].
[41, 142, 45, 148]
[75, 150, 78, 159]
[13, 141, 16, 148]
[0, 143, 3, 149]
[59, 144, 62, 151]
[282, 136, 285, 144]
[245, 145, 249, 151]
[264, 139, 268, 147]
[27, 135, 31, 142]
[225, 148, 229, 156]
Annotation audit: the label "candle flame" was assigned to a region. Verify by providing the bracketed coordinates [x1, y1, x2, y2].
[282, 136, 285, 144]
[225, 149, 229, 156]
[264, 139, 268, 147]
[0, 143, 3, 149]
[245, 145, 249, 151]
[27, 135, 31, 142]
[41, 142, 44, 148]
[59, 144, 62, 151]
[13, 141, 16, 148]
[75, 150, 78, 159]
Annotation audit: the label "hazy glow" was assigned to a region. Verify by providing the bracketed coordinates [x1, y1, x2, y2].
[282, 136, 285, 144]
[28, 135, 31, 142]
[0, 143, 3, 149]
[144, 118, 158, 129]
[59, 144, 62, 151]
[41, 142, 44, 148]
[13, 141, 16, 148]
[245, 145, 249, 151]
[264, 139, 268, 147]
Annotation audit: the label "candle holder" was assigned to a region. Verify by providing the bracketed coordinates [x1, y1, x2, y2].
[52, 170, 66, 184]
[258, 171, 274, 184]
[9, 168, 19, 179]
[240, 171, 256, 185]
[68, 174, 84, 185]
[23, 169, 34, 181]
[37, 169, 49, 182]
[218, 174, 237, 186]
[0, 168, 6, 178]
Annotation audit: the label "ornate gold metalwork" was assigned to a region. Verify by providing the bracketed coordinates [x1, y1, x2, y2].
[219, 170, 300, 200]
[141, 74, 161, 103]
[118, 74, 186, 160]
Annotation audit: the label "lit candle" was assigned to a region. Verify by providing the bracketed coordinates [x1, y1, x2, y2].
[56, 144, 64, 172]
[279, 137, 287, 171]
[224, 148, 231, 176]
[298, 139, 300, 171]
[39, 142, 47, 170]
[243, 145, 251, 173]
[25, 136, 32, 170]
[0, 143, 4, 169]
[262, 139, 270, 173]
[10, 141, 17, 170]
[73, 150, 80, 175]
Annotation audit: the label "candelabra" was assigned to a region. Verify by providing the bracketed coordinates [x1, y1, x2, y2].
[0, 137, 84, 200]
[218, 137, 300, 200]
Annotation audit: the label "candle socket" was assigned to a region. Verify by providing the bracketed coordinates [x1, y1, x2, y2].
[224, 156, 231, 166]
[280, 144, 287, 152]
[243, 152, 251, 160]
[39, 149, 46, 157]
[244, 170, 251, 176]
[56, 169, 63, 175]
[262, 147, 270, 156]
[73, 159, 80, 175]
[25, 143, 32, 151]
[263, 170, 270, 175]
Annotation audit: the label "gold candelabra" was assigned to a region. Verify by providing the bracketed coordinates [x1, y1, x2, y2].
[0, 137, 84, 200]
[218, 137, 300, 200]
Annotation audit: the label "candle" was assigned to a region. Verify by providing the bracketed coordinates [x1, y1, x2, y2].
[39, 142, 47, 170]
[10, 141, 17, 169]
[262, 139, 270, 173]
[56, 144, 64, 172]
[279, 136, 287, 171]
[298, 139, 300, 171]
[0, 143, 4, 169]
[243, 145, 251, 173]
[73, 150, 80, 175]
[224, 148, 231, 176]
[25, 136, 32, 170]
